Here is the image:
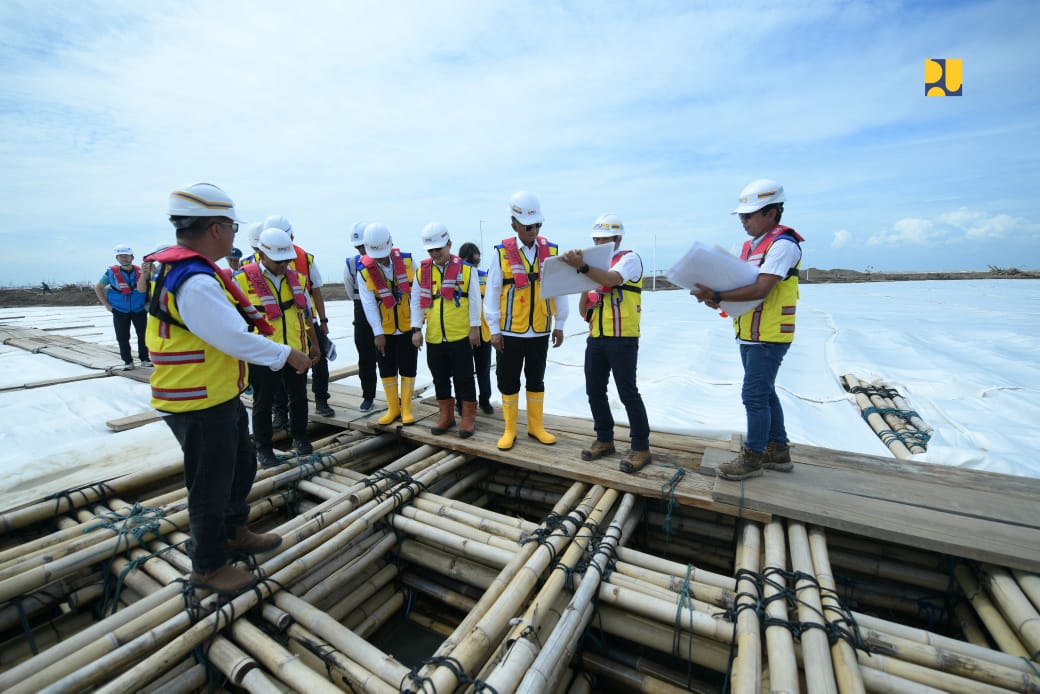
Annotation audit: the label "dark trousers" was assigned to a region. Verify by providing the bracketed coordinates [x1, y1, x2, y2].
[252, 364, 309, 449]
[113, 309, 148, 364]
[377, 332, 418, 379]
[163, 398, 254, 573]
[740, 342, 790, 453]
[585, 336, 650, 451]
[353, 300, 378, 398]
[428, 339, 477, 402]
[472, 339, 493, 404]
[496, 334, 549, 395]
[310, 323, 330, 399]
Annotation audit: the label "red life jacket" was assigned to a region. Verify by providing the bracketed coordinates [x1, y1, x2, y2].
[585, 250, 631, 310]
[361, 250, 411, 308]
[146, 246, 274, 336]
[740, 225, 805, 268]
[109, 264, 141, 295]
[502, 236, 551, 288]
[241, 262, 308, 321]
[417, 256, 464, 309]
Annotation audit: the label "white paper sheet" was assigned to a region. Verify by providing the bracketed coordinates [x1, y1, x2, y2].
[666, 242, 762, 317]
[540, 243, 614, 298]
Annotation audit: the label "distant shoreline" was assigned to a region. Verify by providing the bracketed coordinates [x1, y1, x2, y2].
[2, 269, 1038, 308]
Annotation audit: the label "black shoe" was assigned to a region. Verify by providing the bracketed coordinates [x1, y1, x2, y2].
[359, 397, 374, 412]
[456, 400, 463, 415]
[479, 400, 494, 415]
[257, 448, 279, 468]
[292, 438, 313, 455]
[271, 409, 288, 431]
[315, 398, 335, 417]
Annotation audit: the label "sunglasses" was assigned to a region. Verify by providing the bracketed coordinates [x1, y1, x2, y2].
[218, 221, 239, 234]
[738, 211, 764, 221]
[514, 219, 542, 232]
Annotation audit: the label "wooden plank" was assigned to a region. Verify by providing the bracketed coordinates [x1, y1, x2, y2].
[0, 372, 110, 393]
[705, 448, 1040, 572]
[106, 410, 161, 432]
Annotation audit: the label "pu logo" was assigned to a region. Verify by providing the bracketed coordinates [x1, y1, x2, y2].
[925, 59, 962, 96]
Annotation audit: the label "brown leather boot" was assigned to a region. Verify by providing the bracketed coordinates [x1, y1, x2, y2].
[719, 446, 766, 481]
[459, 401, 477, 439]
[226, 525, 283, 554]
[581, 440, 615, 461]
[192, 563, 257, 594]
[431, 399, 456, 435]
[764, 441, 794, 471]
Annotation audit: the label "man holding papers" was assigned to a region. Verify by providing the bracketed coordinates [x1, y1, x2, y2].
[561, 214, 652, 472]
[484, 190, 568, 450]
[691, 179, 804, 480]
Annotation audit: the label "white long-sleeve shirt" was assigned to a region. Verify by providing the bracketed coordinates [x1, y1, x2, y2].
[409, 260, 483, 336]
[358, 260, 406, 337]
[484, 241, 569, 337]
[177, 274, 290, 369]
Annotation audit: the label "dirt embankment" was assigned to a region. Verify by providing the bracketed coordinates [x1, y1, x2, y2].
[2, 270, 1036, 308]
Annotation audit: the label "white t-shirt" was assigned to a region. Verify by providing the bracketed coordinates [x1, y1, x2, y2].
[484, 242, 569, 337]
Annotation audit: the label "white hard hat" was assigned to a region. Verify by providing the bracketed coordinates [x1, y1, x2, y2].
[350, 222, 367, 248]
[245, 222, 263, 250]
[258, 228, 296, 262]
[363, 223, 393, 259]
[421, 222, 451, 250]
[509, 190, 544, 225]
[591, 214, 624, 238]
[168, 183, 239, 221]
[263, 214, 293, 235]
[113, 244, 134, 255]
[732, 179, 786, 214]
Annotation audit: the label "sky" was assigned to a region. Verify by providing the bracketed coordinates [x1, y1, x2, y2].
[2, 0, 1039, 287]
[2, 279, 1038, 512]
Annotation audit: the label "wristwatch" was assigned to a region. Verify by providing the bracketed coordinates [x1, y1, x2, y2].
[577, 263, 589, 274]
[712, 291, 722, 304]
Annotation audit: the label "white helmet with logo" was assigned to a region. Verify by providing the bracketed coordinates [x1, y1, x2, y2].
[258, 228, 296, 262]
[591, 214, 624, 238]
[263, 214, 294, 235]
[168, 183, 239, 221]
[350, 222, 367, 248]
[245, 222, 263, 250]
[732, 179, 785, 214]
[363, 223, 393, 259]
[113, 244, 134, 256]
[509, 190, 544, 225]
[421, 222, 451, 250]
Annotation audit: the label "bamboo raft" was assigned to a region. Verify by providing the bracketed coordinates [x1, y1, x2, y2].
[2, 329, 1040, 691]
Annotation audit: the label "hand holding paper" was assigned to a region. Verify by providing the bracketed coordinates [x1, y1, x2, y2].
[666, 242, 762, 318]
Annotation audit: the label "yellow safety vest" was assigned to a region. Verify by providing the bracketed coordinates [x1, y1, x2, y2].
[233, 267, 311, 352]
[496, 243, 558, 334]
[419, 260, 475, 343]
[588, 251, 643, 338]
[476, 268, 491, 342]
[146, 261, 247, 412]
[734, 226, 802, 343]
[361, 255, 414, 334]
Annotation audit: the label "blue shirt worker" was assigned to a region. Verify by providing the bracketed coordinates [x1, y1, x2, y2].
[560, 214, 652, 473]
[146, 182, 311, 594]
[691, 179, 804, 481]
[343, 222, 379, 411]
[94, 244, 149, 369]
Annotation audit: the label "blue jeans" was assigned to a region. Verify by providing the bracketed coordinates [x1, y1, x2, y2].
[585, 337, 650, 451]
[739, 342, 790, 453]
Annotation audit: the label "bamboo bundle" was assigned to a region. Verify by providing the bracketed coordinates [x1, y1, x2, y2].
[579, 649, 696, 694]
[728, 519, 762, 694]
[980, 563, 1040, 659]
[808, 525, 865, 694]
[841, 374, 915, 458]
[956, 563, 1030, 657]
[787, 520, 839, 693]
[762, 519, 799, 694]
[229, 617, 342, 693]
[1014, 569, 1040, 612]
[844, 374, 928, 455]
[284, 620, 398, 693]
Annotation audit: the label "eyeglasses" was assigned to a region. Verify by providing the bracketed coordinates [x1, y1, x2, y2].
[217, 221, 239, 234]
[738, 211, 763, 221]
[514, 220, 542, 232]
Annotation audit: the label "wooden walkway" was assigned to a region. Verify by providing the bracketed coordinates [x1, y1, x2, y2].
[319, 381, 1040, 573]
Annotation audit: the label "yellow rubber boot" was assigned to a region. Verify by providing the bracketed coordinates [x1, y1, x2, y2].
[497, 393, 519, 450]
[400, 376, 416, 424]
[526, 390, 556, 445]
[377, 377, 400, 425]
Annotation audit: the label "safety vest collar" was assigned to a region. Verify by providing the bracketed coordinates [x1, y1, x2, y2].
[502, 236, 550, 288]
[418, 256, 464, 309]
[109, 265, 141, 295]
[241, 262, 308, 321]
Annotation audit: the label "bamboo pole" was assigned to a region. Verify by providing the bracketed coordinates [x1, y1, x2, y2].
[149, 663, 208, 694]
[846, 374, 927, 454]
[284, 621, 398, 694]
[808, 525, 865, 694]
[728, 518, 762, 694]
[857, 665, 947, 694]
[1014, 569, 1040, 612]
[596, 605, 733, 672]
[353, 588, 404, 639]
[853, 649, 1015, 694]
[300, 532, 397, 607]
[291, 527, 386, 598]
[955, 563, 1029, 657]
[763, 519, 799, 694]
[841, 374, 913, 458]
[206, 635, 286, 694]
[579, 649, 695, 694]
[787, 520, 839, 693]
[980, 563, 1040, 659]
[229, 618, 342, 694]
[397, 539, 500, 591]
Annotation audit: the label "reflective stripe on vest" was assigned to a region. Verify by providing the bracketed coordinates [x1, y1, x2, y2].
[496, 239, 558, 334]
[587, 250, 643, 338]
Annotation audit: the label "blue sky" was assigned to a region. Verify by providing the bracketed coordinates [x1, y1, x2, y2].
[2, 0, 1038, 285]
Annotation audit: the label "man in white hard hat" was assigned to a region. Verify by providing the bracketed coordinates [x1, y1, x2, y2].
[560, 214, 652, 473]
[357, 223, 418, 425]
[94, 244, 149, 369]
[484, 191, 568, 450]
[263, 214, 336, 419]
[410, 223, 482, 438]
[233, 228, 320, 468]
[691, 179, 805, 480]
[146, 183, 311, 595]
[343, 221, 378, 411]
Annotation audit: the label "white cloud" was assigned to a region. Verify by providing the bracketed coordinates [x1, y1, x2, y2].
[831, 229, 852, 249]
